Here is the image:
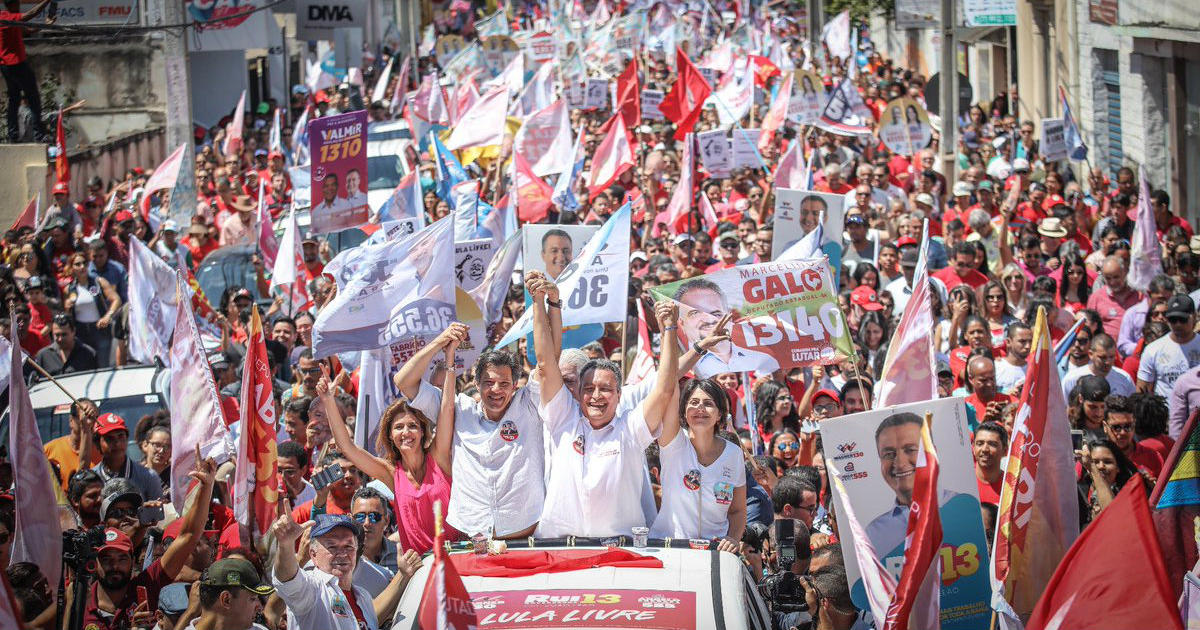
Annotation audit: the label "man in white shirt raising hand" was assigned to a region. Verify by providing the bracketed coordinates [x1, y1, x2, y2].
[531, 271, 680, 538]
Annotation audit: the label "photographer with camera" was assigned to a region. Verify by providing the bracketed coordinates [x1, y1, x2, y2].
[798, 565, 859, 630]
[761, 515, 814, 630]
[78, 447, 217, 630]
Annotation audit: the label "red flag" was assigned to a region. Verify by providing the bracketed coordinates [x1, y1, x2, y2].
[233, 306, 280, 536]
[419, 501, 480, 630]
[990, 307, 1080, 625]
[54, 109, 68, 184]
[614, 60, 641, 129]
[10, 195, 38, 232]
[1027, 479, 1182, 630]
[587, 114, 635, 200]
[512, 149, 554, 223]
[883, 417, 942, 630]
[749, 55, 781, 87]
[659, 47, 712, 140]
[626, 300, 655, 385]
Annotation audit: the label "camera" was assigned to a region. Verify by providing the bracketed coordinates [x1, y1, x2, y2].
[760, 571, 813, 630]
[62, 526, 105, 572]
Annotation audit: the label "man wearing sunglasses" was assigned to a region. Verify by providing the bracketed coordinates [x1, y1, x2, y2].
[345, 487, 397, 598]
[1137, 295, 1200, 399]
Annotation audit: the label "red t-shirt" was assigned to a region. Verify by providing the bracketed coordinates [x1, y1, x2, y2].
[1127, 442, 1165, 479]
[965, 392, 1014, 425]
[82, 559, 172, 630]
[932, 266, 989, 291]
[0, 12, 26, 66]
[292, 497, 351, 523]
[1138, 435, 1175, 463]
[976, 475, 1003, 505]
[342, 589, 368, 627]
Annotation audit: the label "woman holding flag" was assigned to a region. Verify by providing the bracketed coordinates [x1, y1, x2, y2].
[315, 325, 466, 553]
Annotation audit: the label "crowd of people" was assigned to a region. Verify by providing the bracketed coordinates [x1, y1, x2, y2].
[0, 0, 1194, 628]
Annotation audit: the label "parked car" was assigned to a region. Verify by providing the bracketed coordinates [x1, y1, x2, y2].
[393, 542, 770, 630]
[0, 364, 169, 463]
[367, 120, 412, 142]
[366, 137, 415, 212]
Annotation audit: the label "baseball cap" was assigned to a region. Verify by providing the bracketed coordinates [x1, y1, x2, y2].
[850, 285, 884, 311]
[268, 150, 284, 160]
[900, 248, 920, 268]
[95, 413, 128, 436]
[52, 182, 69, 195]
[977, 180, 995, 192]
[952, 181, 975, 197]
[161, 220, 179, 234]
[1012, 158, 1031, 172]
[812, 389, 841, 405]
[896, 236, 917, 249]
[26, 275, 43, 289]
[97, 528, 134, 555]
[114, 210, 135, 224]
[254, 148, 268, 158]
[201, 558, 276, 596]
[1166, 295, 1196, 319]
[631, 250, 648, 262]
[673, 233, 695, 245]
[936, 359, 952, 377]
[207, 351, 233, 370]
[256, 103, 270, 115]
[914, 193, 935, 207]
[845, 214, 867, 226]
[717, 230, 739, 244]
[1076, 375, 1110, 402]
[310, 514, 363, 539]
[158, 583, 190, 615]
[100, 481, 144, 522]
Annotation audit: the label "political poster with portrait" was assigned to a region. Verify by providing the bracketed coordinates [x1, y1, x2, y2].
[516, 222, 602, 361]
[772, 189, 846, 258]
[308, 110, 369, 234]
[878, 97, 933, 156]
[787, 69, 827, 124]
[820, 397, 992, 630]
[697, 129, 732, 176]
[482, 36, 520, 77]
[434, 34, 466, 67]
[648, 258, 855, 377]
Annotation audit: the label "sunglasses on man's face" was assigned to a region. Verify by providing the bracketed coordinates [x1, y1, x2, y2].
[353, 511, 384, 524]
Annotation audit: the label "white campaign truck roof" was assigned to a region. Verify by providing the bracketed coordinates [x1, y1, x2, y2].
[393, 544, 771, 630]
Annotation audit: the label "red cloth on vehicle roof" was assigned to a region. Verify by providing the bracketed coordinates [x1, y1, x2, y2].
[451, 548, 663, 578]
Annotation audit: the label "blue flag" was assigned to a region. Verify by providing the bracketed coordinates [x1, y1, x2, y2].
[1059, 87, 1088, 162]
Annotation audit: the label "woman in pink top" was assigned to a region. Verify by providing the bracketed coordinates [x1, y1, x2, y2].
[318, 332, 463, 553]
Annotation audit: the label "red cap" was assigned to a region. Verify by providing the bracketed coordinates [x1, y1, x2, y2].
[850, 286, 884, 311]
[268, 150, 284, 160]
[895, 236, 917, 249]
[113, 210, 134, 223]
[313, 91, 330, 104]
[95, 413, 128, 436]
[52, 182, 69, 195]
[98, 528, 134, 554]
[163, 517, 219, 542]
[813, 389, 842, 405]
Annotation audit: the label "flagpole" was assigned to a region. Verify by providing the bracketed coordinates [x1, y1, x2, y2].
[21, 355, 78, 402]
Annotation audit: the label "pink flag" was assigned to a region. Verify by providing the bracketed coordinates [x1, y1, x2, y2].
[7, 320, 63, 591]
[657, 132, 695, 235]
[830, 467, 897, 629]
[1128, 164, 1163, 291]
[222, 90, 247, 156]
[758, 72, 793, 151]
[452, 79, 480, 124]
[587, 114, 635, 200]
[514, 99, 574, 177]
[270, 209, 312, 313]
[626, 301, 656, 385]
[512, 148, 555, 223]
[143, 143, 188, 195]
[390, 54, 411, 115]
[990, 306, 1080, 628]
[444, 86, 508, 151]
[0, 574, 20, 630]
[774, 141, 809, 190]
[874, 222, 936, 407]
[699, 189, 720, 232]
[256, 178, 279, 268]
[883, 418, 942, 630]
[169, 273, 232, 509]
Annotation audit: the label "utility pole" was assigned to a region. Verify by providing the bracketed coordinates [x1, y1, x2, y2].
[808, 0, 823, 57]
[157, 0, 197, 224]
[940, 0, 956, 180]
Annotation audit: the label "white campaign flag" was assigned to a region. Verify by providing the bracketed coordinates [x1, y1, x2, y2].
[7, 323, 62, 592]
[466, 228, 522, 336]
[221, 90, 247, 156]
[312, 217, 456, 358]
[354, 347, 395, 456]
[128, 237, 180, 365]
[444, 87, 509, 151]
[168, 274, 232, 509]
[495, 202, 632, 347]
[709, 59, 754, 127]
[514, 99, 574, 177]
[1128, 164, 1163, 292]
[519, 61, 558, 117]
[372, 55, 395, 104]
[822, 10, 852, 60]
[271, 208, 301, 291]
[143, 143, 188, 196]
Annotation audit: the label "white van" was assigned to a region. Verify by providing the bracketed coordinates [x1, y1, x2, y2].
[391, 543, 771, 630]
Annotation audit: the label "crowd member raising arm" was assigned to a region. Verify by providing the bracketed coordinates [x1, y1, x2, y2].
[533, 271, 679, 538]
[319, 347, 456, 553]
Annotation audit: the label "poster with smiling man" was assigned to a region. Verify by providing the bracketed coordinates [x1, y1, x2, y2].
[819, 397, 992, 630]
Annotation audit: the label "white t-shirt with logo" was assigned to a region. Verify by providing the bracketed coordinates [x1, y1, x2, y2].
[537, 386, 657, 538]
[1138, 334, 1200, 398]
[650, 434, 746, 540]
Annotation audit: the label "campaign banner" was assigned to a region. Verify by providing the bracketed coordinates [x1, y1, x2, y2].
[772, 189, 846, 256]
[584, 78, 610, 110]
[821, 397, 992, 630]
[787, 69, 827, 124]
[21, 0, 138, 26]
[963, 0, 1016, 26]
[524, 30, 557, 64]
[649, 258, 854, 377]
[642, 89, 665, 120]
[296, 0, 365, 40]
[482, 36, 520, 77]
[470, 589, 697, 629]
[434, 34, 467, 66]
[1040, 117, 1068, 162]
[878, 97, 933, 156]
[730, 128, 762, 170]
[697, 129, 731, 176]
[454, 238, 495, 370]
[509, 222, 602, 358]
[455, 239, 495, 294]
[308, 110, 369, 234]
[325, 217, 424, 288]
